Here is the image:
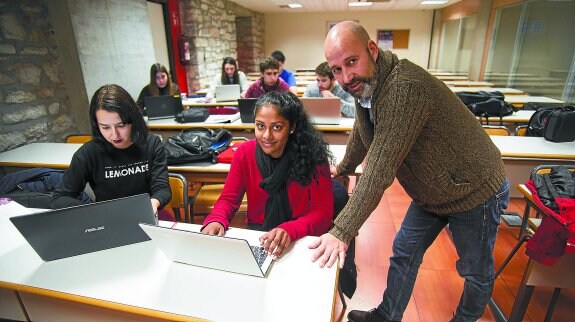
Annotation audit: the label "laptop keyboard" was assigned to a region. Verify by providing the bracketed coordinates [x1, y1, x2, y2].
[250, 245, 268, 267]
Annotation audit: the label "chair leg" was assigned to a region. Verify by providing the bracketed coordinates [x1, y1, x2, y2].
[495, 234, 530, 278]
[543, 288, 561, 322]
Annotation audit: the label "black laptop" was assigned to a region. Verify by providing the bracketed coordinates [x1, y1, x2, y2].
[144, 95, 183, 120]
[238, 98, 258, 123]
[10, 193, 157, 261]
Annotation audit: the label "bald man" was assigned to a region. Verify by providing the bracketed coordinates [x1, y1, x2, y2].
[308, 21, 509, 322]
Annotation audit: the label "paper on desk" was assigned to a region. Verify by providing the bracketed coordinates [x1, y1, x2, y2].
[206, 113, 240, 123]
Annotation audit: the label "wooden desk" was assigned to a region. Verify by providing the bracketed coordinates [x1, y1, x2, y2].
[490, 136, 575, 197]
[450, 87, 524, 95]
[0, 203, 338, 321]
[503, 95, 564, 108]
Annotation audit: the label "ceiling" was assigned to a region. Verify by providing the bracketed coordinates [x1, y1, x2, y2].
[228, 0, 460, 14]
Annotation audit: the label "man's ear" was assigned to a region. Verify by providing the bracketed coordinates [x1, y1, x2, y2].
[368, 39, 378, 61]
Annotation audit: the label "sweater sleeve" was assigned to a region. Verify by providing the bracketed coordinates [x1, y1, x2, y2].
[149, 136, 171, 207]
[278, 164, 334, 242]
[206, 75, 220, 99]
[335, 86, 356, 118]
[303, 84, 318, 97]
[201, 144, 248, 230]
[245, 81, 258, 99]
[331, 81, 431, 244]
[50, 145, 93, 209]
[238, 71, 249, 95]
[136, 85, 149, 114]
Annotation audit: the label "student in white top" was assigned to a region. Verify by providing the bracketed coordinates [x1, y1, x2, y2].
[206, 57, 249, 100]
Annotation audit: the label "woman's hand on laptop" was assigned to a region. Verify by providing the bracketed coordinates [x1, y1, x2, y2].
[260, 228, 291, 259]
[201, 222, 225, 236]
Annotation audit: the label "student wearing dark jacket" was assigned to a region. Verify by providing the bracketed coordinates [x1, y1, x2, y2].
[51, 84, 171, 216]
[136, 63, 180, 114]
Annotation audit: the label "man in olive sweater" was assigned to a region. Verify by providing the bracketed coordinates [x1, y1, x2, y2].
[309, 21, 510, 322]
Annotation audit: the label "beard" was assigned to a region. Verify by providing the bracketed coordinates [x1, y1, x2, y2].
[342, 57, 378, 99]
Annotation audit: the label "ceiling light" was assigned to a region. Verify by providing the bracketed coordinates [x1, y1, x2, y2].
[421, 0, 448, 4]
[349, 2, 373, 7]
[287, 3, 302, 8]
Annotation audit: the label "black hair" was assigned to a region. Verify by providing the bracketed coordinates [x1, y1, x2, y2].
[255, 91, 333, 185]
[270, 50, 286, 63]
[89, 84, 148, 145]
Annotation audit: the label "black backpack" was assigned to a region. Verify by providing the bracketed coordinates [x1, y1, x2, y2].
[164, 128, 233, 165]
[456, 91, 516, 124]
[526, 105, 575, 139]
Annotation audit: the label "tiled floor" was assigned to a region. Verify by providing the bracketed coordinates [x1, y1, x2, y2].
[332, 179, 575, 322]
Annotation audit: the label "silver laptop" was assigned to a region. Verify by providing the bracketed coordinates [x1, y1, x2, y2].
[300, 97, 342, 125]
[144, 95, 183, 120]
[215, 84, 241, 103]
[139, 223, 273, 277]
[10, 194, 157, 261]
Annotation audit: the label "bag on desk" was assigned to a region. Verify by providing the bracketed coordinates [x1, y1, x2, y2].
[527, 105, 575, 140]
[164, 128, 233, 165]
[175, 107, 209, 123]
[543, 106, 575, 142]
[456, 90, 504, 106]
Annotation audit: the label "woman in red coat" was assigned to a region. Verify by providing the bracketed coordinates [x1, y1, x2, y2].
[201, 91, 334, 258]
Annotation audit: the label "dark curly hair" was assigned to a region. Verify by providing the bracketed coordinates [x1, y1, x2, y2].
[255, 91, 333, 185]
[89, 84, 148, 145]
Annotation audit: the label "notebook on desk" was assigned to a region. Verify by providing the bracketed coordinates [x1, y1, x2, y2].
[300, 97, 342, 125]
[214, 84, 241, 103]
[238, 98, 258, 123]
[10, 194, 157, 261]
[144, 95, 183, 120]
[139, 223, 273, 278]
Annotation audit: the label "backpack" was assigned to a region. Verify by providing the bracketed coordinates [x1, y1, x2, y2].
[456, 91, 515, 124]
[543, 106, 575, 142]
[164, 128, 233, 165]
[526, 105, 575, 139]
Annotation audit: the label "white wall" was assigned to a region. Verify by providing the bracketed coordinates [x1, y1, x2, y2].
[68, 0, 156, 99]
[265, 10, 434, 70]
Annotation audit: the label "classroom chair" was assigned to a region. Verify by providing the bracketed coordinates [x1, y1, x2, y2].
[482, 125, 511, 136]
[493, 165, 575, 322]
[515, 125, 528, 136]
[189, 183, 248, 222]
[166, 173, 190, 223]
[65, 134, 92, 143]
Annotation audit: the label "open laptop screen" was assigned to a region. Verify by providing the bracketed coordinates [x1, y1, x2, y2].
[10, 193, 157, 261]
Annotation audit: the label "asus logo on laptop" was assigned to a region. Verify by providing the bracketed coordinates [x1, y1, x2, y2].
[84, 226, 105, 233]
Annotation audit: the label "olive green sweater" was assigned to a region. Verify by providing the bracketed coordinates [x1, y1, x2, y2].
[331, 49, 506, 244]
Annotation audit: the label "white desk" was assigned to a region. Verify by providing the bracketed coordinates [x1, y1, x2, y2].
[503, 95, 564, 108]
[478, 110, 534, 124]
[0, 203, 338, 321]
[444, 80, 494, 87]
[2, 138, 572, 198]
[450, 87, 524, 95]
[148, 118, 355, 145]
[490, 136, 575, 197]
[0, 143, 360, 184]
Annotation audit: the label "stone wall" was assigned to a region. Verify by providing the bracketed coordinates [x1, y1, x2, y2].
[180, 0, 264, 92]
[0, 0, 76, 152]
